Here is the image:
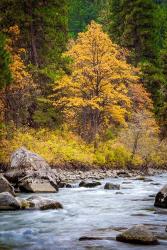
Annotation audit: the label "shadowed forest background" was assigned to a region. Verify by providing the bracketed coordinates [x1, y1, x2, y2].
[0, 0, 167, 168]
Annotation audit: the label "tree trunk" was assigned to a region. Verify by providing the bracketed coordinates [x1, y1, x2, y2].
[27, 1, 39, 66]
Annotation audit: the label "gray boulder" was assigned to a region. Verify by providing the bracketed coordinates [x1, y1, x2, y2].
[0, 175, 15, 195]
[0, 192, 20, 210]
[7, 147, 60, 193]
[27, 196, 63, 210]
[104, 182, 120, 190]
[11, 147, 50, 170]
[116, 224, 158, 245]
[154, 184, 167, 208]
[19, 178, 57, 193]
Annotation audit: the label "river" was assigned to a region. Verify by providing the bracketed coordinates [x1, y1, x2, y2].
[0, 173, 167, 250]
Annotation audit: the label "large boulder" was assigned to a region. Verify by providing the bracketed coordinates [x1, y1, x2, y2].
[154, 184, 167, 208]
[0, 192, 20, 210]
[19, 178, 57, 193]
[10, 147, 51, 170]
[6, 147, 60, 193]
[104, 182, 120, 190]
[0, 175, 15, 195]
[116, 224, 158, 245]
[27, 196, 63, 210]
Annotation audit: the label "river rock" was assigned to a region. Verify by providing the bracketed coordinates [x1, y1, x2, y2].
[116, 224, 158, 245]
[0, 175, 15, 195]
[27, 196, 63, 210]
[135, 175, 146, 181]
[7, 147, 60, 192]
[66, 184, 72, 188]
[19, 178, 57, 193]
[79, 181, 101, 188]
[11, 147, 50, 170]
[0, 192, 20, 210]
[154, 184, 167, 208]
[117, 171, 131, 178]
[104, 182, 120, 190]
[16, 197, 30, 209]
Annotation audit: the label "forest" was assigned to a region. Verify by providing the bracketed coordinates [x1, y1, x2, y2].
[1, 1, 167, 250]
[0, 0, 167, 168]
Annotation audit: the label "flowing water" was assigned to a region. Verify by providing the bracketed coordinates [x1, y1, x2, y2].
[0, 174, 167, 250]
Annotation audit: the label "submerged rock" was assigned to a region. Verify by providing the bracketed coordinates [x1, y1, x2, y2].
[135, 175, 146, 181]
[79, 181, 101, 188]
[116, 224, 158, 245]
[117, 171, 131, 178]
[66, 184, 72, 188]
[154, 184, 167, 208]
[0, 175, 15, 195]
[27, 196, 63, 210]
[116, 191, 123, 195]
[104, 182, 120, 190]
[0, 192, 20, 210]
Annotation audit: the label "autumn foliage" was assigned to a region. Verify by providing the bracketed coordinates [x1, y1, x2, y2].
[1, 21, 166, 168]
[0, 25, 35, 127]
[52, 22, 139, 141]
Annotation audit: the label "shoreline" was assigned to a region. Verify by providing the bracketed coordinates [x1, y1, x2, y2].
[53, 167, 167, 184]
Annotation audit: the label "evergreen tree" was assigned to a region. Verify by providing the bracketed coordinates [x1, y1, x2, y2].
[0, 0, 68, 71]
[68, 0, 107, 37]
[109, 0, 123, 44]
[158, 35, 167, 137]
[120, 0, 157, 64]
[0, 33, 12, 89]
[109, 0, 165, 111]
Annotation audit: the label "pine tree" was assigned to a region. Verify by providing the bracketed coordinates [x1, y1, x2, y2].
[109, 0, 165, 112]
[109, 0, 123, 44]
[68, 0, 97, 36]
[0, 0, 68, 71]
[158, 34, 167, 137]
[0, 33, 12, 89]
[68, 0, 107, 37]
[109, 0, 158, 64]
[120, 0, 157, 64]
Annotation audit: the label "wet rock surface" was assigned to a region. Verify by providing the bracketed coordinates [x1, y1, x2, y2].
[0, 192, 63, 211]
[154, 184, 167, 208]
[104, 182, 120, 190]
[0, 192, 20, 210]
[116, 224, 158, 245]
[26, 196, 63, 210]
[79, 181, 101, 188]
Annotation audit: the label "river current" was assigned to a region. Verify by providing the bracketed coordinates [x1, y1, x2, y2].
[0, 174, 167, 250]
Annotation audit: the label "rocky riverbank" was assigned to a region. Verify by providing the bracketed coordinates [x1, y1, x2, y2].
[1, 147, 167, 193]
[53, 167, 167, 184]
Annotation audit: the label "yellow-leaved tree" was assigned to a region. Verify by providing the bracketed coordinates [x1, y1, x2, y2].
[52, 21, 138, 142]
[0, 25, 35, 128]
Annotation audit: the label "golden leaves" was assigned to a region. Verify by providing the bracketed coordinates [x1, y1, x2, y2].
[52, 21, 149, 138]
